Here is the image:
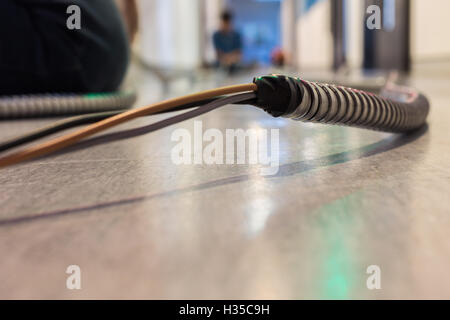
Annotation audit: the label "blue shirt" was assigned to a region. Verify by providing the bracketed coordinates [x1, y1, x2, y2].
[213, 30, 242, 53]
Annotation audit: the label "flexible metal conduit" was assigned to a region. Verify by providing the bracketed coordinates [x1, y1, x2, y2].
[0, 92, 137, 118]
[253, 75, 429, 133]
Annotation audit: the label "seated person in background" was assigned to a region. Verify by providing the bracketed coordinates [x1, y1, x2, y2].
[0, 0, 137, 95]
[213, 10, 242, 73]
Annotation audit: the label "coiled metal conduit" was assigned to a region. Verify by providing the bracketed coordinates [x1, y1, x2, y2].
[253, 75, 429, 133]
[0, 91, 137, 119]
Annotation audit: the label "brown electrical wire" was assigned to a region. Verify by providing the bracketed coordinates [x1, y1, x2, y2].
[0, 83, 257, 169]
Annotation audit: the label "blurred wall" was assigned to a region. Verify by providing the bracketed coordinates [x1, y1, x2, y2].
[137, 0, 201, 68]
[134, 0, 449, 70]
[202, 0, 224, 65]
[289, 0, 450, 71]
[284, 0, 360, 70]
[346, 0, 450, 69]
[346, 0, 364, 69]
[281, 0, 300, 66]
[295, 0, 333, 70]
[411, 0, 450, 62]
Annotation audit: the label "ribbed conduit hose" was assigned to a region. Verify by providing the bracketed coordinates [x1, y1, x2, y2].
[253, 75, 429, 133]
[0, 92, 137, 119]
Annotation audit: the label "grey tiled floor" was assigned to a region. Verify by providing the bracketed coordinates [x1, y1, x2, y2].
[0, 63, 449, 299]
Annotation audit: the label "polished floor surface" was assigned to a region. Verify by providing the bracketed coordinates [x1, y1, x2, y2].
[0, 62, 449, 299]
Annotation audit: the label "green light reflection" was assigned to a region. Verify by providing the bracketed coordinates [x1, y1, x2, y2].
[314, 191, 364, 300]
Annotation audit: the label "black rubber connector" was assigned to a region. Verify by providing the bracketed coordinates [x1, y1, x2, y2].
[253, 75, 303, 117]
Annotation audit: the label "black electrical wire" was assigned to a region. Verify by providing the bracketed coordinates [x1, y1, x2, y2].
[0, 96, 255, 153]
[0, 112, 120, 153]
[54, 92, 257, 158]
[140, 92, 256, 131]
[0, 92, 256, 167]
